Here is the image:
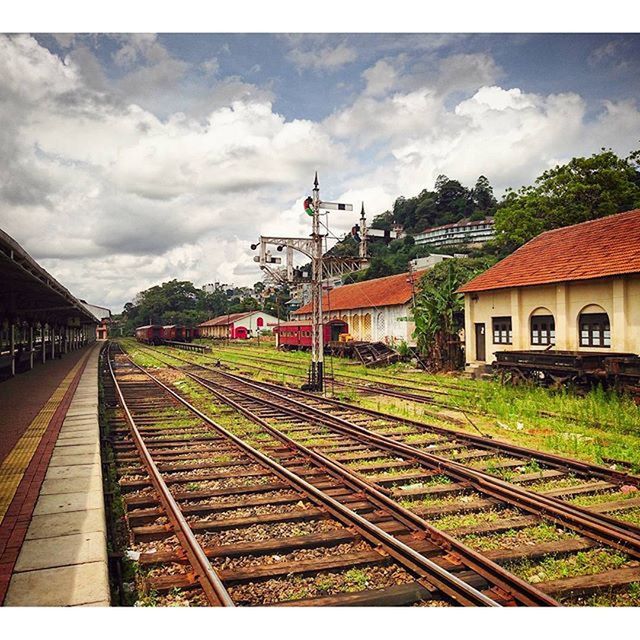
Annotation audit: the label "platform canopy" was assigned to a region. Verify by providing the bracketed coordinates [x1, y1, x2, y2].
[0, 228, 98, 327]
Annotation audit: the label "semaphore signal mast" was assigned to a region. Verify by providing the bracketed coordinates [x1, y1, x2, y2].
[251, 173, 352, 392]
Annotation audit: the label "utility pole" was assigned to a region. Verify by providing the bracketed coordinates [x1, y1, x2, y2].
[251, 173, 352, 393]
[309, 172, 324, 391]
[359, 203, 368, 259]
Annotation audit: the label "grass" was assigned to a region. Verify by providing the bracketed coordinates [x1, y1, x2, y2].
[569, 582, 640, 606]
[569, 489, 640, 507]
[610, 507, 640, 526]
[188, 341, 640, 470]
[398, 492, 481, 510]
[461, 523, 577, 552]
[429, 508, 518, 532]
[505, 548, 628, 583]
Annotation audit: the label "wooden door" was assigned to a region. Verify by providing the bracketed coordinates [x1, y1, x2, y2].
[475, 323, 486, 361]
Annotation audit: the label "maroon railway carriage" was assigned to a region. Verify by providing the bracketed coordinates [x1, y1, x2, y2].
[275, 319, 348, 350]
[162, 325, 193, 342]
[135, 325, 163, 345]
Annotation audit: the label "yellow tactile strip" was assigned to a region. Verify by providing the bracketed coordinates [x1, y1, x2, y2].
[0, 357, 88, 523]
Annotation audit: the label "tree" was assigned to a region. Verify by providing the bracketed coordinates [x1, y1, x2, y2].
[495, 148, 640, 251]
[472, 175, 497, 215]
[435, 177, 473, 220]
[412, 257, 495, 370]
[371, 211, 393, 231]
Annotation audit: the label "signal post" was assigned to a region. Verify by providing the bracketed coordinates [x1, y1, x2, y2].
[252, 173, 352, 392]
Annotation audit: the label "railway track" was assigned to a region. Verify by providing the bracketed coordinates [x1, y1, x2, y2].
[146, 345, 640, 496]
[198, 344, 462, 401]
[105, 344, 558, 606]
[180, 343, 610, 429]
[123, 342, 640, 604]
[213, 343, 470, 393]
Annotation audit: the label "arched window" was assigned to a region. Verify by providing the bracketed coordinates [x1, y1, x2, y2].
[362, 313, 372, 341]
[351, 314, 360, 336]
[376, 312, 385, 338]
[579, 306, 611, 348]
[530, 308, 555, 346]
[257, 317, 264, 327]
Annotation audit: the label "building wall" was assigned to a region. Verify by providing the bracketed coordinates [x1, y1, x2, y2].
[415, 221, 495, 248]
[236, 312, 280, 335]
[463, 274, 640, 365]
[298, 303, 416, 345]
[199, 311, 280, 339]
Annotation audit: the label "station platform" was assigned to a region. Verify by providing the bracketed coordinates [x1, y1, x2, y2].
[0, 342, 110, 606]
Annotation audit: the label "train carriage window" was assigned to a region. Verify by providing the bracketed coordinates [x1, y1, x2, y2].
[492, 316, 512, 345]
[579, 313, 610, 348]
[531, 315, 555, 346]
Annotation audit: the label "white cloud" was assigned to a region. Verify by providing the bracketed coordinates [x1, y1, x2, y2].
[0, 35, 346, 310]
[288, 42, 357, 72]
[362, 59, 399, 96]
[200, 57, 220, 76]
[2, 34, 640, 313]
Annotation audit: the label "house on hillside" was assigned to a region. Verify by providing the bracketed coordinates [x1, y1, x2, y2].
[294, 270, 426, 346]
[197, 310, 279, 339]
[457, 209, 640, 369]
[415, 218, 495, 249]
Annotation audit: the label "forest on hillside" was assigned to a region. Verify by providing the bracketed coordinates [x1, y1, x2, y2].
[337, 147, 640, 284]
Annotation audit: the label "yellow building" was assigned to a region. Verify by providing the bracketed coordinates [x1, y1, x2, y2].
[458, 209, 640, 369]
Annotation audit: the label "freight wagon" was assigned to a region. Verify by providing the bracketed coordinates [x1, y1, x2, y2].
[162, 325, 194, 342]
[275, 319, 348, 350]
[135, 325, 164, 345]
[493, 349, 640, 399]
[136, 325, 195, 344]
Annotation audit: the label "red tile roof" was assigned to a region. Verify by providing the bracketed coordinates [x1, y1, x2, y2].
[294, 270, 426, 315]
[198, 311, 254, 327]
[458, 209, 640, 293]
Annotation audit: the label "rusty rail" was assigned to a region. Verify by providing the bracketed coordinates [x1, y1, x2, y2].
[114, 347, 527, 607]
[106, 344, 234, 607]
[205, 368, 640, 557]
[119, 345, 564, 606]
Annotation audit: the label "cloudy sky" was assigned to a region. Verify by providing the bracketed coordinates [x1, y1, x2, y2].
[1, 32, 640, 312]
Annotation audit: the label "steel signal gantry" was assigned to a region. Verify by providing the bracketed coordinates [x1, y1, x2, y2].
[251, 174, 352, 392]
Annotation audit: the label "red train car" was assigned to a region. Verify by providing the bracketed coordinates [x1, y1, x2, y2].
[161, 325, 189, 342]
[275, 319, 348, 350]
[135, 325, 163, 345]
[161, 325, 195, 342]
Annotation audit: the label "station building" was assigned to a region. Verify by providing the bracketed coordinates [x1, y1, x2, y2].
[294, 270, 426, 346]
[0, 227, 100, 377]
[457, 209, 640, 368]
[81, 302, 112, 340]
[197, 310, 280, 339]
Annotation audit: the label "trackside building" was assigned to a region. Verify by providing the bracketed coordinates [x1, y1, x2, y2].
[457, 209, 640, 369]
[294, 270, 426, 345]
[197, 310, 279, 339]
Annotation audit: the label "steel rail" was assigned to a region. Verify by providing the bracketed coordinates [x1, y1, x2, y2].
[183, 344, 635, 428]
[106, 346, 235, 607]
[173, 366, 559, 606]
[201, 344, 461, 396]
[228, 369, 640, 487]
[156, 344, 640, 488]
[177, 363, 640, 558]
[137, 344, 640, 546]
[115, 348, 504, 607]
